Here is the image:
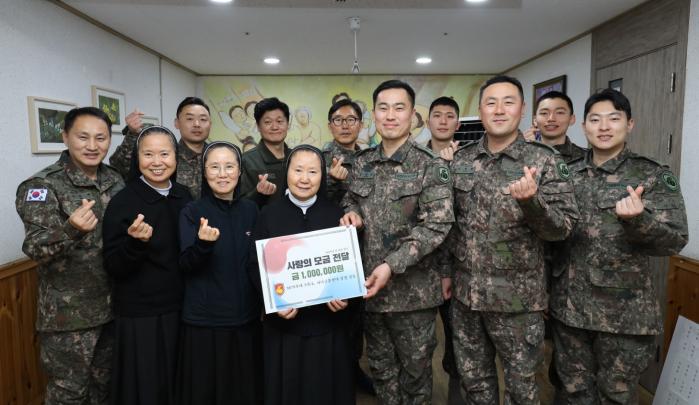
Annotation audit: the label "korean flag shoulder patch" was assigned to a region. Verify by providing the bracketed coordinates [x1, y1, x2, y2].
[26, 188, 48, 202]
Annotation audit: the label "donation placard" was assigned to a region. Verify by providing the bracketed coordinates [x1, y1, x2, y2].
[255, 226, 366, 314]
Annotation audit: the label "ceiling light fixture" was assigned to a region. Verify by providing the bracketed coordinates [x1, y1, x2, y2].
[264, 57, 280, 65]
[466, 0, 488, 3]
[349, 17, 361, 74]
[416, 57, 432, 64]
[210, 0, 233, 3]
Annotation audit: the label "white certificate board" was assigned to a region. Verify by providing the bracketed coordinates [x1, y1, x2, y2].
[255, 226, 366, 314]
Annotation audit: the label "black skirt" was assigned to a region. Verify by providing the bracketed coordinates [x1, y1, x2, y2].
[176, 321, 263, 405]
[110, 311, 180, 405]
[263, 320, 355, 405]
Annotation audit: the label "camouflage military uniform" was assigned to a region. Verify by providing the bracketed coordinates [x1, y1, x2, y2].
[109, 127, 204, 198]
[15, 151, 124, 405]
[552, 136, 587, 163]
[448, 133, 578, 405]
[342, 140, 454, 405]
[550, 147, 688, 405]
[240, 141, 291, 206]
[322, 141, 360, 206]
[546, 136, 586, 390]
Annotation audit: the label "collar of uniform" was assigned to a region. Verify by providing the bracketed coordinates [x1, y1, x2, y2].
[178, 139, 204, 162]
[132, 176, 185, 203]
[331, 141, 360, 158]
[584, 144, 632, 173]
[374, 139, 413, 163]
[61, 150, 119, 190]
[476, 131, 525, 160]
[258, 140, 290, 164]
[554, 136, 574, 157]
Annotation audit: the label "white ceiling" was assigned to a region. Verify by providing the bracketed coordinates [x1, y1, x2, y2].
[62, 0, 646, 75]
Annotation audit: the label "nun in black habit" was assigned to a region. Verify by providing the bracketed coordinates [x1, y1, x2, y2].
[177, 141, 263, 405]
[254, 145, 356, 405]
[103, 126, 192, 405]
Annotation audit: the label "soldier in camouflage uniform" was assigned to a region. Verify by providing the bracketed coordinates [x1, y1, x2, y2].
[322, 98, 363, 206]
[424, 96, 466, 405]
[448, 75, 579, 405]
[341, 80, 454, 405]
[15, 107, 125, 405]
[240, 97, 291, 207]
[110, 97, 210, 198]
[523, 91, 586, 161]
[522, 90, 587, 390]
[550, 89, 688, 404]
[323, 98, 378, 393]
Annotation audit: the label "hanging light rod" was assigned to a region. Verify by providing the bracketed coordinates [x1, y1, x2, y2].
[349, 17, 360, 74]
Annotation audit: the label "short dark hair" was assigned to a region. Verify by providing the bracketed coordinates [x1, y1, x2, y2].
[63, 107, 112, 134]
[176, 97, 210, 117]
[328, 99, 363, 122]
[479, 75, 524, 103]
[254, 97, 290, 123]
[536, 91, 574, 114]
[372, 80, 416, 109]
[584, 88, 632, 120]
[429, 96, 460, 117]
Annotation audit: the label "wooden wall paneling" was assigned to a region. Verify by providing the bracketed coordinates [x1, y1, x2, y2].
[592, 0, 681, 70]
[591, 0, 691, 392]
[664, 256, 699, 359]
[0, 259, 45, 405]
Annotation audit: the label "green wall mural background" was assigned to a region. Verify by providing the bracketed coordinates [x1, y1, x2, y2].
[200, 75, 489, 151]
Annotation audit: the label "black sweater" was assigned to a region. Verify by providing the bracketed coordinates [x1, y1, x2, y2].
[253, 194, 352, 336]
[179, 194, 260, 327]
[103, 178, 192, 317]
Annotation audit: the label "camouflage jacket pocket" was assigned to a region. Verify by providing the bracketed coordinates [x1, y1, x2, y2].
[491, 236, 541, 270]
[389, 180, 421, 201]
[349, 179, 374, 198]
[596, 195, 624, 236]
[589, 266, 646, 289]
[453, 173, 475, 193]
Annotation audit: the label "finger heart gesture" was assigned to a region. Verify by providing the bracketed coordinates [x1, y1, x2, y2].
[616, 185, 645, 219]
[127, 214, 153, 242]
[509, 166, 538, 201]
[198, 217, 220, 241]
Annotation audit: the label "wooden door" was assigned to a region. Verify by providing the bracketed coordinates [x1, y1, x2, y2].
[594, 44, 683, 392]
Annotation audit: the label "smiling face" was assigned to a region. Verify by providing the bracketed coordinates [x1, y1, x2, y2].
[138, 132, 177, 189]
[257, 109, 289, 145]
[428, 104, 459, 142]
[62, 115, 111, 175]
[583, 100, 634, 158]
[373, 88, 415, 142]
[535, 97, 576, 142]
[175, 104, 211, 146]
[328, 105, 362, 148]
[479, 82, 524, 140]
[204, 147, 240, 200]
[287, 150, 322, 202]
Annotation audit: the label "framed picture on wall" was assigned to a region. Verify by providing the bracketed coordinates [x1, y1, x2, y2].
[141, 115, 160, 128]
[91, 86, 126, 134]
[532, 75, 567, 115]
[27, 96, 77, 154]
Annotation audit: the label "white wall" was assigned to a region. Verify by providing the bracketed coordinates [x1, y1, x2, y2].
[679, 0, 699, 259]
[0, 0, 196, 265]
[506, 35, 592, 147]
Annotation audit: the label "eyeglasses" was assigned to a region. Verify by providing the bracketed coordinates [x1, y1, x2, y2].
[205, 164, 239, 175]
[330, 116, 359, 127]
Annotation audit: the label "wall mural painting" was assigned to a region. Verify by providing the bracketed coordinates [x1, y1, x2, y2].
[201, 75, 489, 150]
